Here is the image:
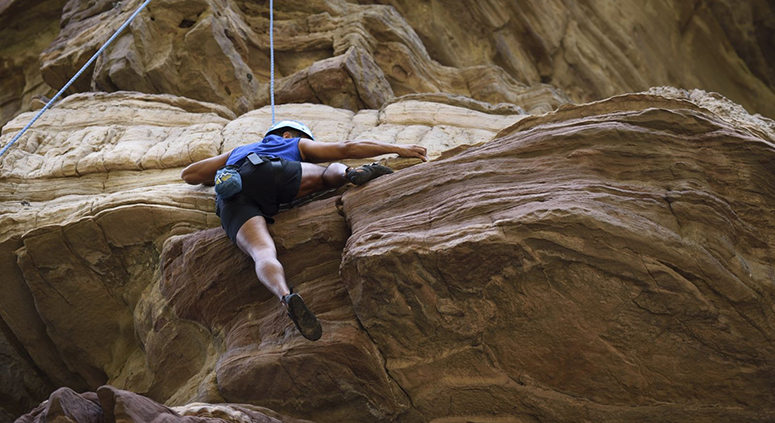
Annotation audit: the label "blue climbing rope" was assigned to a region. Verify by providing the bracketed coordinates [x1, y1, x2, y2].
[270, 0, 276, 125]
[0, 0, 154, 159]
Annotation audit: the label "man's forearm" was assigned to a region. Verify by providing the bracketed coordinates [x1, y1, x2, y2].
[344, 140, 399, 158]
[181, 152, 230, 185]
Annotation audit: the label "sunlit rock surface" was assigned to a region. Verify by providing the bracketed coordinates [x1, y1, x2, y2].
[1, 0, 775, 421]
[0, 92, 527, 422]
[5, 89, 775, 423]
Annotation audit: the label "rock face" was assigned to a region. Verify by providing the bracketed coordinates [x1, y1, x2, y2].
[15, 386, 313, 423]
[0, 0, 64, 127]
[1, 0, 775, 422]
[35, 0, 567, 119]
[3, 89, 775, 422]
[0, 91, 529, 422]
[3, 0, 775, 129]
[369, 0, 775, 119]
[341, 91, 775, 421]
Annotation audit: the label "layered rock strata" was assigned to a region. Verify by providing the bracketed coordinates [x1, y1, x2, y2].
[364, 0, 775, 118]
[0, 91, 527, 421]
[38, 0, 567, 117]
[340, 91, 775, 422]
[6, 89, 775, 423]
[4, 0, 774, 130]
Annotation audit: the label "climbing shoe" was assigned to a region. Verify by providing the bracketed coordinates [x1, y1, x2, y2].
[281, 293, 322, 341]
[345, 163, 394, 185]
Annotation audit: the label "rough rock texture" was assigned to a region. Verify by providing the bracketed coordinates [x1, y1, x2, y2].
[0, 92, 526, 422]
[6, 89, 775, 423]
[4, 0, 775, 127]
[0, 0, 65, 127]
[15, 385, 311, 423]
[340, 92, 775, 421]
[362, 0, 775, 119]
[2, 0, 775, 422]
[36, 0, 567, 118]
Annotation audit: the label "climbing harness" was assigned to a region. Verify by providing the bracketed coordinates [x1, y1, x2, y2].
[0, 0, 154, 159]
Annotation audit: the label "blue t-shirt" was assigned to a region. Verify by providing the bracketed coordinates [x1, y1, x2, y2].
[226, 134, 303, 165]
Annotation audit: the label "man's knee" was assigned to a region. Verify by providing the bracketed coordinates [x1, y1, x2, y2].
[322, 163, 346, 188]
[253, 250, 282, 269]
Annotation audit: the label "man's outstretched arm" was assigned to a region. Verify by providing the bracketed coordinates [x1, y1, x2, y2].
[298, 138, 427, 163]
[181, 152, 230, 185]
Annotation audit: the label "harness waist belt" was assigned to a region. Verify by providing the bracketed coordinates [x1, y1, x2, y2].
[246, 152, 285, 195]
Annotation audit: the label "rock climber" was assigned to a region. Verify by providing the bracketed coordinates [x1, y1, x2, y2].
[181, 120, 427, 341]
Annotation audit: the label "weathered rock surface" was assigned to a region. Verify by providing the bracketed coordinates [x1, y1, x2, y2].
[2, 0, 775, 421]
[34, 0, 567, 118]
[5, 0, 775, 127]
[15, 385, 312, 423]
[364, 0, 775, 119]
[6, 89, 774, 423]
[340, 91, 775, 421]
[0, 92, 527, 422]
[0, 0, 65, 127]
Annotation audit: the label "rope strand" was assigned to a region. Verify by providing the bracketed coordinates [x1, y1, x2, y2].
[0, 0, 154, 158]
[270, 0, 276, 125]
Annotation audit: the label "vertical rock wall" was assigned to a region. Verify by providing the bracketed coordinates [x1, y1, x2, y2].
[1, 0, 775, 422]
[3, 0, 775, 129]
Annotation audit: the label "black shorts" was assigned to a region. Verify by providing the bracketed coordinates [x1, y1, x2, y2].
[216, 158, 302, 242]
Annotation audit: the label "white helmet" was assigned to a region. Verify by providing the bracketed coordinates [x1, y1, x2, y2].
[266, 120, 315, 140]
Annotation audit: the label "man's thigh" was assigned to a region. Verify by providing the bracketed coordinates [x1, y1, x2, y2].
[296, 162, 327, 199]
[235, 215, 275, 257]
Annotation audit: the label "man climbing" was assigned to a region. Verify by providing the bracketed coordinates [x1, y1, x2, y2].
[181, 120, 427, 341]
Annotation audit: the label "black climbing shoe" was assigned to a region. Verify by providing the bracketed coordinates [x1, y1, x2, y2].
[281, 293, 322, 341]
[345, 163, 394, 185]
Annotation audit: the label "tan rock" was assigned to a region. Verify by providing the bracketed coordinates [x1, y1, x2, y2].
[377, 0, 775, 118]
[340, 91, 775, 421]
[30, 0, 569, 118]
[1, 92, 526, 421]
[0, 1, 772, 422]
[4, 89, 775, 423]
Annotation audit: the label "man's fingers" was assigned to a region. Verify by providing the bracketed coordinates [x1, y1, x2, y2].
[409, 149, 426, 161]
[412, 145, 428, 161]
[397, 144, 428, 161]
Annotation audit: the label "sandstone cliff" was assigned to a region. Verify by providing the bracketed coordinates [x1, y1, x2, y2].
[1, 0, 775, 422]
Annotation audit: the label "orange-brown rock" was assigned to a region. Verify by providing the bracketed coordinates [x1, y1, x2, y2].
[367, 0, 775, 118]
[33, 0, 565, 118]
[1, 91, 528, 422]
[3, 0, 769, 123]
[14, 89, 774, 423]
[2, 0, 775, 421]
[339, 91, 775, 421]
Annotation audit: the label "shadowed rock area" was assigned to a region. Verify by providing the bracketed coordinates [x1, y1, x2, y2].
[1, 0, 775, 422]
[2, 0, 775, 128]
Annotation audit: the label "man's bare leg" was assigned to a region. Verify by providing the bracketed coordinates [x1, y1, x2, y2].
[235, 215, 322, 340]
[235, 216, 289, 299]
